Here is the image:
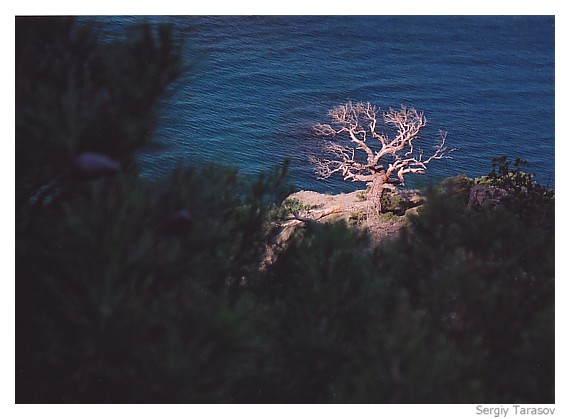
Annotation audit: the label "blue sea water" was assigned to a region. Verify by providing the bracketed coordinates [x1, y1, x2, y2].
[92, 16, 555, 193]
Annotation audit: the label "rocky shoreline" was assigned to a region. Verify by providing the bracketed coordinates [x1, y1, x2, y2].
[278, 188, 425, 245]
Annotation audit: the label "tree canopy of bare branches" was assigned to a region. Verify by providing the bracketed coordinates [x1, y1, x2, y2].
[310, 101, 452, 213]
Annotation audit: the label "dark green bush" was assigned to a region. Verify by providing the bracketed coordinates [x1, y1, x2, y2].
[475, 156, 554, 230]
[15, 16, 289, 403]
[17, 164, 291, 402]
[16, 17, 183, 216]
[439, 175, 475, 204]
[374, 183, 554, 403]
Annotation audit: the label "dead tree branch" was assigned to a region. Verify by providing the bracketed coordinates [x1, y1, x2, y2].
[309, 101, 453, 213]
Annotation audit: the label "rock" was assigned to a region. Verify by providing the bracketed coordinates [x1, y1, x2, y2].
[279, 188, 414, 245]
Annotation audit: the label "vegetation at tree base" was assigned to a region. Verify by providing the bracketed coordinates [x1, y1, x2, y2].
[274, 198, 314, 220]
[16, 17, 554, 403]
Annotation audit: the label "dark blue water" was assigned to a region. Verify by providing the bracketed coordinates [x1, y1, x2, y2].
[93, 16, 555, 193]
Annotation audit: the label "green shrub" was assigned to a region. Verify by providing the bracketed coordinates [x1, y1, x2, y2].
[380, 191, 401, 212]
[17, 163, 290, 402]
[16, 17, 184, 214]
[474, 156, 554, 230]
[355, 190, 368, 202]
[348, 212, 366, 226]
[379, 211, 400, 222]
[275, 198, 313, 219]
[439, 175, 475, 204]
[15, 17, 291, 403]
[257, 222, 385, 402]
[374, 183, 554, 403]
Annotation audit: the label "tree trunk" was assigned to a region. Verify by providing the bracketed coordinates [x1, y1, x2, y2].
[368, 175, 388, 217]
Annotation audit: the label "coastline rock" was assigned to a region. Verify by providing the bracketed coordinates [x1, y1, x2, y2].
[281, 188, 424, 244]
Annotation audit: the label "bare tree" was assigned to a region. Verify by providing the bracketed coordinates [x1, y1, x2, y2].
[310, 101, 452, 214]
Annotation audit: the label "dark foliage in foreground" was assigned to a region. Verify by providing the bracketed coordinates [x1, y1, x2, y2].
[16, 17, 554, 403]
